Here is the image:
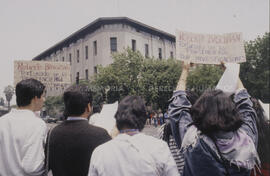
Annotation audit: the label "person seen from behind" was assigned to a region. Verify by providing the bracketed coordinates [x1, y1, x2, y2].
[159, 63, 198, 175]
[88, 95, 179, 176]
[250, 98, 270, 176]
[47, 85, 111, 176]
[168, 62, 260, 176]
[0, 78, 47, 176]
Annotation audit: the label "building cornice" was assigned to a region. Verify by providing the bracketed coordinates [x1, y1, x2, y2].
[32, 17, 176, 60]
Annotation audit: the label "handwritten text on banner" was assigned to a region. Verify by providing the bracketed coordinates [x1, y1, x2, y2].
[176, 31, 246, 64]
[14, 61, 71, 91]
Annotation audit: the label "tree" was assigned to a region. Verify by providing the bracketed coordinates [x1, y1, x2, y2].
[92, 48, 182, 112]
[4, 85, 14, 110]
[94, 49, 144, 103]
[187, 65, 223, 95]
[140, 58, 182, 112]
[0, 97, 4, 106]
[240, 33, 270, 103]
[44, 96, 64, 118]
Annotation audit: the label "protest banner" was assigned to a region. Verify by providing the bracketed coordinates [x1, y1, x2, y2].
[176, 30, 246, 64]
[14, 61, 71, 94]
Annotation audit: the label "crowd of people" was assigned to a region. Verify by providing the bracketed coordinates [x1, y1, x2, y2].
[0, 61, 269, 176]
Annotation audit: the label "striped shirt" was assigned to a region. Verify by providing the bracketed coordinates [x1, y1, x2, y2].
[158, 124, 185, 175]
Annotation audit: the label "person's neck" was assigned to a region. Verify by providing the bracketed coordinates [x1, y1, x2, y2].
[120, 128, 140, 136]
[17, 105, 35, 112]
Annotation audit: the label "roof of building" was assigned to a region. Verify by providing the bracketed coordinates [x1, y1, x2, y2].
[32, 17, 176, 60]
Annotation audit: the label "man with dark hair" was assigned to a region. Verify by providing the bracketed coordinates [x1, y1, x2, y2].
[48, 85, 111, 176]
[0, 78, 47, 176]
[88, 95, 179, 176]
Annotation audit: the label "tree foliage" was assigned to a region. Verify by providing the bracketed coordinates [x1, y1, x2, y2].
[140, 58, 182, 111]
[187, 65, 223, 95]
[44, 96, 64, 118]
[4, 85, 14, 110]
[91, 48, 182, 112]
[94, 49, 144, 103]
[0, 97, 4, 106]
[240, 32, 270, 102]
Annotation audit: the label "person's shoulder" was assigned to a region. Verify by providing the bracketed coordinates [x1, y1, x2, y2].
[88, 124, 108, 132]
[138, 133, 167, 146]
[87, 124, 111, 138]
[92, 138, 113, 154]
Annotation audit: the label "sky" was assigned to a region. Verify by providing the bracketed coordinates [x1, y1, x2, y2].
[0, 0, 269, 105]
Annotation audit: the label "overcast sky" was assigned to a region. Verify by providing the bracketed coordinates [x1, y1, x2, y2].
[0, 0, 269, 104]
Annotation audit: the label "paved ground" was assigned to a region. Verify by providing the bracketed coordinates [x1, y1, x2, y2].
[47, 122, 160, 138]
[142, 125, 160, 138]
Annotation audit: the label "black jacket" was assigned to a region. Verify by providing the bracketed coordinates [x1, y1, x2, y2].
[48, 120, 111, 176]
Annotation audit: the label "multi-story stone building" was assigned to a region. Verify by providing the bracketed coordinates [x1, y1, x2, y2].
[33, 17, 176, 95]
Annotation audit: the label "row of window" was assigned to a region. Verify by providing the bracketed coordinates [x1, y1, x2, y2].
[76, 66, 98, 81]
[58, 38, 174, 63]
[58, 40, 98, 63]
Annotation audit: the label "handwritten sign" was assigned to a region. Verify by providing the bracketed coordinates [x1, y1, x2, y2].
[14, 61, 71, 92]
[176, 30, 246, 64]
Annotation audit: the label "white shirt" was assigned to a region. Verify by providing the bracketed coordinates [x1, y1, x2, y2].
[0, 109, 47, 176]
[88, 133, 179, 176]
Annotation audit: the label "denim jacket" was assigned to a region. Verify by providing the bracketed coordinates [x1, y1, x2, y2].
[168, 89, 259, 176]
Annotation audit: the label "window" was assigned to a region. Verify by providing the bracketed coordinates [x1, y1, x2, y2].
[170, 51, 174, 58]
[93, 41, 97, 56]
[132, 39, 136, 51]
[69, 53, 72, 65]
[145, 44, 149, 58]
[76, 72, 80, 84]
[158, 48, 162, 59]
[62, 57, 65, 61]
[85, 46, 88, 59]
[77, 49, 80, 63]
[85, 69, 88, 80]
[94, 66, 98, 74]
[110, 37, 117, 52]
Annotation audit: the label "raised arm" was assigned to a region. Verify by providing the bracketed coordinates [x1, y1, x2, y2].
[167, 62, 193, 147]
[176, 62, 190, 91]
[234, 78, 258, 146]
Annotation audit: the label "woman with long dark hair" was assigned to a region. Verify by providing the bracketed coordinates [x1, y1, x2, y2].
[168, 62, 260, 176]
[250, 98, 270, 176]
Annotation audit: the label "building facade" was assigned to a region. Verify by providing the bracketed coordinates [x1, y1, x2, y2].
[33, 17, 176, 96]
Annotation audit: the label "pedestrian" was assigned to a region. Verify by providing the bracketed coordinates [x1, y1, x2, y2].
[0, 78, 47, 176]
[88, 95, 179, 176]
[169, 62, 260, 176]
[164, 110, 169, 123]
[153, 113, 157, 127]
[250, 98, 270, 176]
[158, 110, 163, 125]
[47, 85, 111, 176]
[159, 64, 199, 175]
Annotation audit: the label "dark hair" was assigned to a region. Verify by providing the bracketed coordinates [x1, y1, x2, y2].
[186, 91, 199, 105]
[63, 85, 92, 117]
[115, 96, 147, 131]
[251, 98, 270, 164]
[191, 89, 243, 135]
[16, 79, 45, 107]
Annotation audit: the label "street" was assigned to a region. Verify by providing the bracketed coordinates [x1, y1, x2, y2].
[47, 123, 160, 138]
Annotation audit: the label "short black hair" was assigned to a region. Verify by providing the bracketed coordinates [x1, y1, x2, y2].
[16, 79, 45, 107]
[191, 89, 243, 135]
[115, 96, 147, 131]
[63, 85, 92, 117]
